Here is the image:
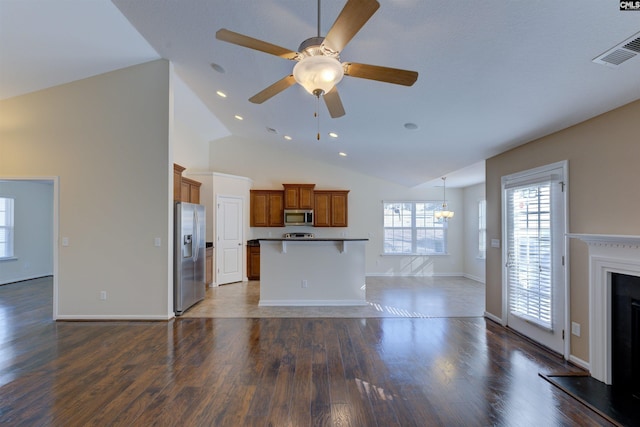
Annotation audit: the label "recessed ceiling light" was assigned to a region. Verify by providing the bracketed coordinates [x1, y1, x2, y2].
[328, 132, 338, 138]
[404, 122, 418, 130]
[234, 115, 243, 120]
[210, 63, 226, 73]
[339, 152, 347, 157]
[284, 135, 292, 141]
[216, 91, 227, 98]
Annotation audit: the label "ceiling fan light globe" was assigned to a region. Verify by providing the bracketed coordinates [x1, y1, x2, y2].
[293, 56, 344, 95]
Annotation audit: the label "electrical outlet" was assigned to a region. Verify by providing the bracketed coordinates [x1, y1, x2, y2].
[62, 237, 69, 247]
[154, 237, 161, 247]
[301, 280, 308, 288]
[571, 321, 581, 337]
[100, 291, 107, 301]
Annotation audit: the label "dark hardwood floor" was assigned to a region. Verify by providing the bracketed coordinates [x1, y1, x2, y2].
[0, 278, 613, 426]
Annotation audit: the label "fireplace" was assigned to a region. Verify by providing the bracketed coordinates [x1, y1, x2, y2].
[612, 273, 640, 398]
[568, 234, 640, 387]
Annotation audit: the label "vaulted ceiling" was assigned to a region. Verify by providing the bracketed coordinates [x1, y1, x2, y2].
[2, 0, 639, 187]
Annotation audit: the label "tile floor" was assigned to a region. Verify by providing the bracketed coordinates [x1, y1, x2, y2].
[183, 275, 485, 318]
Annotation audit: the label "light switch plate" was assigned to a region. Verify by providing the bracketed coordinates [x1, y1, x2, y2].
[491, 239, 500, 248]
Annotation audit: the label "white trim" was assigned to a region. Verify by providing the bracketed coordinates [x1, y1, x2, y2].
[501, 160, 569, 358]
[484, 311, 504, 324]
[56, 314, 174, 320]
[568, 233, 640, 384]
[366, 272, 464, 277]
[568, 355, 590, 371]
[567, 233, 640, 246]
[258, 299, 367, 307]
[463, 273, 485, 283]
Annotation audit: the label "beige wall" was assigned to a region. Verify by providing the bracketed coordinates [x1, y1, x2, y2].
[486, 99, 640, 363]
[0, 60, 172, 319]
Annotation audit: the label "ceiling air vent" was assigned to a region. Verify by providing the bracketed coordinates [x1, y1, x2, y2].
[593, 31, 640, 67]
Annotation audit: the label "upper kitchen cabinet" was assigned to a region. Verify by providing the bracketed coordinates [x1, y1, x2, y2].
[173, 163, 202, 204]
[314, 190, 349, 227]
[250, 190, 284, 227]
[173, 164, 186, 201]
[283, 184, 315, 209]
[181, 177, 201, 204]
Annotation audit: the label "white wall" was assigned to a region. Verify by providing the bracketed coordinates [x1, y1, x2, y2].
[0, 180, 54, 284]
[171, 71, 229, 171]
[0, 60, 172, 319]
[209, 135, 465, 276]
[187, 171, 252, 283]
[462, 183, 486, 283]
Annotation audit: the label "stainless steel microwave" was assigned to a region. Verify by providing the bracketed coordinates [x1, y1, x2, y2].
[284, 209, 314, 226]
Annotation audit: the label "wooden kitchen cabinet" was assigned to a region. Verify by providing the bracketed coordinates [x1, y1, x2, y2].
[206, 247, 213, 285]
[250, 190, 284, 227]
[181, 177, 201, 204]
[173, 163, 201, 203]
[247, 243, 260, 280]
[173, 164, 186, 201]
[314, 190, 349, 227]
[283, 184, 315, 209]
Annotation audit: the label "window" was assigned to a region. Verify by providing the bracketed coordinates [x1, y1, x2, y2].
[383, 202, 447, 255]
[0, 197, 15, 258]
[478, 200, 486, 259]
[506, 181, 556, 330]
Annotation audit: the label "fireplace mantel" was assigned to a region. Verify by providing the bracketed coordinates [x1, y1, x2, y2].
[567, 233, 640, 248]
[567, 233, 640, 384]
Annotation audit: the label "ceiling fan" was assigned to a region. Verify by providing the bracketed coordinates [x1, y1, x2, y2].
[215, 0, 418, 118]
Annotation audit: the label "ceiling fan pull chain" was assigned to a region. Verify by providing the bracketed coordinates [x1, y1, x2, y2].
[316, 95, 321, 140]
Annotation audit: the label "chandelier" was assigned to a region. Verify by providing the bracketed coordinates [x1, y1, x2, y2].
[435, 177, 454, 221]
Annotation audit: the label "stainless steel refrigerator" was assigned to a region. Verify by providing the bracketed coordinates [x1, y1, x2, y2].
[174, 202, 206, 315]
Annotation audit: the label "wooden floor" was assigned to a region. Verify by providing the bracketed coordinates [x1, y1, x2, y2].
[0, 278, 613, 426]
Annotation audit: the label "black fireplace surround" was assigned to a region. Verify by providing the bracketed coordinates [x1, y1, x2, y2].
[612, 272, 640, 400]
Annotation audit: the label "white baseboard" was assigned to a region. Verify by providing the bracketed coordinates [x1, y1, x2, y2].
[259, 299, 367, 307]
[463, 273, 485, 284]
[484, 311, 504, 325]
[0, 273, 53, 286]
[366, 272, 465, 277]
[568, 355, 590, 371]
[55, 314, 173, 321]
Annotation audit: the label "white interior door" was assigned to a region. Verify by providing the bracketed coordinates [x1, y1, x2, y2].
[216, 195, 243, 285]
[502, 162, 567, 356]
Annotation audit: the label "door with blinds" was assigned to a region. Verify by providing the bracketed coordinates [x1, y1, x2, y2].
[502, 162, 567, 355]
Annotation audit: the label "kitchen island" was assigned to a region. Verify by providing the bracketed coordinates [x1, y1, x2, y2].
[257, 238, 368, 306]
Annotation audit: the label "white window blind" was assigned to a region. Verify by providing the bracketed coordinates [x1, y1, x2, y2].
[383, 202, 447, 255]
[0, 197, 15, 258]
[505, 182, 552, 329]
[478, 200, 486, 259]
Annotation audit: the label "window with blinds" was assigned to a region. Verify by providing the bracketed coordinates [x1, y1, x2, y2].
[0, 197, 14, 259]
[506, 182, 552, 329]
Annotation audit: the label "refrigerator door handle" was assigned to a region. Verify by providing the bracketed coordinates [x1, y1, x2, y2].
[193, 209, 199, 263]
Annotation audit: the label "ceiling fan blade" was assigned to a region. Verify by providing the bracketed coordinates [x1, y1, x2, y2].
[216, 29, 298, 60]
[343, 62, 418, 86]
[323, 0, 380, 53]
[323, 87, 346, 118]
[248, 75, 296, 104]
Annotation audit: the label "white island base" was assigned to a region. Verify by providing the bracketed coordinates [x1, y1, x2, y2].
[258, 238, 368, 306]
